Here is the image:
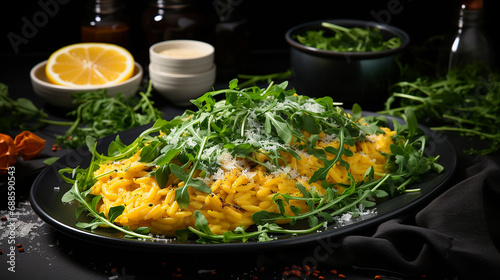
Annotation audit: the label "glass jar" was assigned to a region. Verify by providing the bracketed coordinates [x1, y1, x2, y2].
[81, 0, 130, 49]
[141, 0, 203, 47]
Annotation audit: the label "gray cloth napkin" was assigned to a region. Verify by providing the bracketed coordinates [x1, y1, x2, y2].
[324, 156, 500, 279]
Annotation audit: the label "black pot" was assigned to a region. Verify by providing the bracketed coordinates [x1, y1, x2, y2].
[285, 19, 410, 110]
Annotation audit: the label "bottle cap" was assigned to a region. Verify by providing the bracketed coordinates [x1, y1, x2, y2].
[461, 0, 483, 10]
[92, 0, 124, 14]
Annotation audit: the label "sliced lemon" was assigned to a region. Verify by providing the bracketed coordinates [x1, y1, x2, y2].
[45, 43, 135, 87]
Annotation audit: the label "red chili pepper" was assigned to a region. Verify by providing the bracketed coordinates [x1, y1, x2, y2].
[14, 131, 46, 161]
[0, 133, 18, 174]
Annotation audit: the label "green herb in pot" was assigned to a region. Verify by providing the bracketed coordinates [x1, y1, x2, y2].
[296, 22, 402, 52]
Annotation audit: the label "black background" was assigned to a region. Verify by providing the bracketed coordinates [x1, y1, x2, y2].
[1, 0, 499, 66]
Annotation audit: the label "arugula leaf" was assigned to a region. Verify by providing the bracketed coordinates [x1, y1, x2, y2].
[403, 107, 418, 140]
[107, 135, 127, 157]
[155, 165, 171, 189]
[194, 210, 213, 236]
[43, 157, 59, 165]
[108, 205, 125, 223]
[139, 140, 160, 162]
[352, 103, 362, 119]
[309, 127, 354, 183]
[265, 112, 293, 144]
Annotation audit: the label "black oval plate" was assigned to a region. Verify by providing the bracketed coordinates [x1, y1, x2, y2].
[30, 114, 456, 254]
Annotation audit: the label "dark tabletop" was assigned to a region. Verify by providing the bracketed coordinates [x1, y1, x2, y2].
[2, 0, 500, 277]
[2, 49, 500, 280]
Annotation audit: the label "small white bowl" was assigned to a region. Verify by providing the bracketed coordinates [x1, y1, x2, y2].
[149, 40, 214, 74]
[149, 64, 216, 106]
[30, 60, 143, 109]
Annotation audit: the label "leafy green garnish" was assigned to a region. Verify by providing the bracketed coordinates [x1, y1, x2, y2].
[296, 22, 402, 52]
[380, 65, 500, 155]
[0, 83, 48, 132]
[176, 210, 325, 243]
[252, 173, 391, 227]
[59, 137, 152, 239]
[60, 80, 442, 243]
[55, 81, 163, 148]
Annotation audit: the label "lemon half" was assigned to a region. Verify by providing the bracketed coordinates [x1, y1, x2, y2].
[45, 43, 135, 87]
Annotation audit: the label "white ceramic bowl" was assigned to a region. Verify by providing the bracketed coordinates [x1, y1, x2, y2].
[149, 40, 214, 74]
[30, 60, 143, 109]
[149, 64, 216, 106]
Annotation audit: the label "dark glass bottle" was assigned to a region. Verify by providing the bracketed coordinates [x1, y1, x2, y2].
[437, 0, 494, 76]
[213, 0, 249, 79]
[141, 0, 203, 47]
[81, 0, 130, 49]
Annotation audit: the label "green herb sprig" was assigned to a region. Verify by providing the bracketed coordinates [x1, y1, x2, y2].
[380, 65, 500, 155]
[60, 80, 442, 243]
[0, 83, 48, 132]
[53, 81, 163, 148]
[236, 69, 292, 88]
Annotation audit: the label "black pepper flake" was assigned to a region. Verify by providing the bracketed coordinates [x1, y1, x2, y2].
[231, 204, 246, 212]
[148, 203, 153, 207]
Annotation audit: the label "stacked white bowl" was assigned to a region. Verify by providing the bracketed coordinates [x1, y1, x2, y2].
[149, 40, 216, 106]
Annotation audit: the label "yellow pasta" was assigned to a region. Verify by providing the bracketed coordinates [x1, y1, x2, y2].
[90, 128, 394, 236]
